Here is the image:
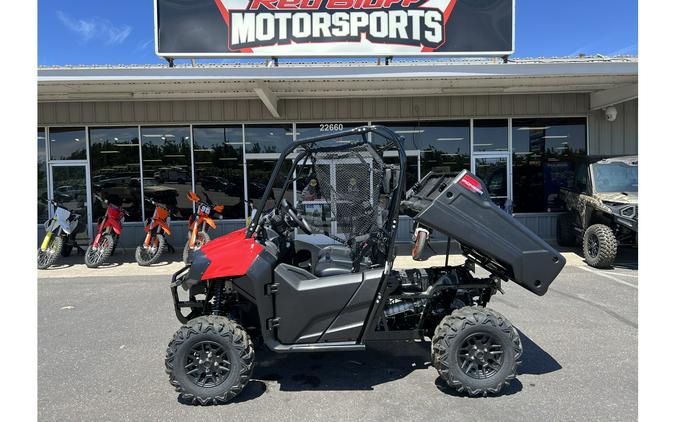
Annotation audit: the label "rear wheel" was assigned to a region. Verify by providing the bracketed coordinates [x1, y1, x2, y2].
[135, 233, 167, 266]
[583, 224, 617, 268]
[432, 306, 522, 397]
[165, 315, 254, 405]
[183, 232, 210, 264]
[85, 234, 115, 268]
[556, 213, 577, 247]
[37, 235, 63, 270]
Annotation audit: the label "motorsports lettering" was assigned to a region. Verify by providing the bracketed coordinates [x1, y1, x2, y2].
[155, 0, 514, 57]
[220, 0, 447, 51]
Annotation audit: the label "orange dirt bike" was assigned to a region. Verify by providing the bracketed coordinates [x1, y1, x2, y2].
[135, 198, 175, 266]
[183, 191, 224, 263]
[85, 200, 128, 268]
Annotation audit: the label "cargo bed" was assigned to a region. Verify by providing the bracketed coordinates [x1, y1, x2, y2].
[401, 170, 565, 296]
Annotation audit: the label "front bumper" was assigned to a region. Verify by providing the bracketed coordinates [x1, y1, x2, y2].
[170, 265, 203, 324]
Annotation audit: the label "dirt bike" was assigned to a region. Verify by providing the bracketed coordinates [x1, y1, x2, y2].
[85, 200, 128, 268]
[135, 198, 175, 266]
[183, 191, 224, 263]
[38, 199, 84, 269]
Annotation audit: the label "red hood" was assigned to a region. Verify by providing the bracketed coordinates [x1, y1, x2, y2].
[200, 228, 264, 280]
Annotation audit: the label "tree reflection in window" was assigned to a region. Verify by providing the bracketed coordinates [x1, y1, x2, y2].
[89, 127, 142, 222]
[49, 127, 87, 160]
[192, 126, 245, 219]
[140, 127, 192, 220]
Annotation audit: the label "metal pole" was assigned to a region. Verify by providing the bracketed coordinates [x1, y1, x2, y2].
[444, 236, 451, 267]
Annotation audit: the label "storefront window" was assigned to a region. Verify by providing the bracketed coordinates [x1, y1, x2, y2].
[248, 159, 295, 215]
[140, 126, 193, 220]
[38, 128, 48, 223]
[49, 127, 87, 160]
[89, 127, 143, 221]
[512, 118, 587, 213]
[245, 124, 294, 154]
[245, 125, 295, 215]
[474, 120, 509, 152]
[192, 126, 245, 219]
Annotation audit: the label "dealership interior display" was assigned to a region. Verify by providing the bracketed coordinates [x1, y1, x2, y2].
[165, 125, 565, 404]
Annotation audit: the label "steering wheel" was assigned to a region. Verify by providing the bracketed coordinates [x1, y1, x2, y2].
[280, 199, 313, 234]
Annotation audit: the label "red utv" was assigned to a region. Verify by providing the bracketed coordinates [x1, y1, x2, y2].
[165, 126, 565, 404]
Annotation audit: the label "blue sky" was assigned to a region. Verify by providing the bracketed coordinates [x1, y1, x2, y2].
[38, 0, 638, 65]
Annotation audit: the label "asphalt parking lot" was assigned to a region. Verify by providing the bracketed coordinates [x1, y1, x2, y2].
[38, 249, 637, 421]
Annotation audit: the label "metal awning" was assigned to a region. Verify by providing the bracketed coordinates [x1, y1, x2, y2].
[38, 58, 638, 118]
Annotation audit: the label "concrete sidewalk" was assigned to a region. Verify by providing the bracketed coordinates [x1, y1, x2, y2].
[37, 245, 637, 279]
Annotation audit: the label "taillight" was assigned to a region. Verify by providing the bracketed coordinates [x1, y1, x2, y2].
[458, 174, 484, 194]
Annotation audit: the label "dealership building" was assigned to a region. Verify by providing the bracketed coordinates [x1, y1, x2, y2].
[37, 56, 638, 247]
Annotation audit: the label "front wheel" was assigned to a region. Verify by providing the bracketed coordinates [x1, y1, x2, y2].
[37, 235, 63, 270]
[135, 233, 167, 266]
[432, 306, 522, 397]
[85, 234, 115, 268]
[183, 231, 210, 264]
[583, 224, 617, 268]
[165, 316, 255, 405]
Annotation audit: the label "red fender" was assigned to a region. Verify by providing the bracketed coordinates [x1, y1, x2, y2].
[200, 229, 263, 279]
[103, 218, 123, 235]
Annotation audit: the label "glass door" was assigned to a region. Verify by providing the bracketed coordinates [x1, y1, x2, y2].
[472, 154, 512, 211]
[48, 164, 92, 241]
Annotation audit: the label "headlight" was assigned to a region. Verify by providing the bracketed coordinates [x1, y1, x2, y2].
[620, 205, 636, 219]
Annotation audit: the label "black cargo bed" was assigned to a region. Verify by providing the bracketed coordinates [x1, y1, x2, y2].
[401, 170, 565, 296]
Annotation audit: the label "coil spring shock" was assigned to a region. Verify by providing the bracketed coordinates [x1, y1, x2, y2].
[211, 280, 225, 316]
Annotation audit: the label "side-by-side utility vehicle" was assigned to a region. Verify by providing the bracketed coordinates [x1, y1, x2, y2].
[166, 126, 566, 404]
[558, 156, 638, 268]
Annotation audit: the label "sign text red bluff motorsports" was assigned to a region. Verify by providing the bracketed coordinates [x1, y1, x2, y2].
[155, 0, 514, 57]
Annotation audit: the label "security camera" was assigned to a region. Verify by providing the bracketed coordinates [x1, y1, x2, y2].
[604, 106, 618, 122]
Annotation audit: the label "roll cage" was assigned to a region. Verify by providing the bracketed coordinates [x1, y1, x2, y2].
[245, 125, 407, 270]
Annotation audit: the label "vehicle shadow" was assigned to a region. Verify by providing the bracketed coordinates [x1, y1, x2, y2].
[247, 330, 560, 398]
[253, 341, 431, 392]
[517, 330, 562, 376]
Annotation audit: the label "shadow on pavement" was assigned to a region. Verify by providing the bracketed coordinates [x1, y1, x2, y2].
[517, 331, 562, 376]
[434, 377, 524, 397]
[253, 341, 431, 392]
[176, 380, 268, 405]
[38, 249, 185, 269]
[241, 331, 560, 399]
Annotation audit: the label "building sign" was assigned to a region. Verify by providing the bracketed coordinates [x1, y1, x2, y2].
[155, 0, 514, 57]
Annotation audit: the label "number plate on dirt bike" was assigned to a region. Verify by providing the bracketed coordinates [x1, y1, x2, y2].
[199, 204, 211, 215]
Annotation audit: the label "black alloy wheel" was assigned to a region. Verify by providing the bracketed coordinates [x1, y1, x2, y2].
[432, 306, 521, 397]
[457, 332, 505, 380]
[184, 341, 232, 388]
[587, 233, 600, 258]
[583, 224, 618, 268]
